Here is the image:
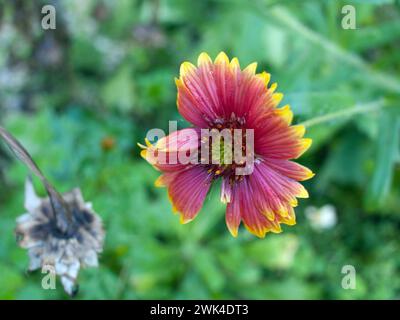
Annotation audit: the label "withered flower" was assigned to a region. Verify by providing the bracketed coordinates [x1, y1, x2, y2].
[0, 126, 104, 296]
[16, 178, 104, 296]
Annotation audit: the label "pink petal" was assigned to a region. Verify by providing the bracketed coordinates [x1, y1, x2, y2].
[253, 114, 312, 160]
[159, 165, 213, 223]
[177, 52, 276, 127]
[263, 158, 314, 181]
[142, 128, 200, 172]
[225, 159, 308, 237]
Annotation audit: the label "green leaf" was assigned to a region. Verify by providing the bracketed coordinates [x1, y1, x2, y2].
[366, 108, 400, 209]
[346, 20, 400, 52]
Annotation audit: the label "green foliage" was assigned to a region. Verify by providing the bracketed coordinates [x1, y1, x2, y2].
[0, 0, 400, 300]
[366, 108, 400, 208]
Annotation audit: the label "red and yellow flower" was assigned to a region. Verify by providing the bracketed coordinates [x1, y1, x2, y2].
[140, 52, 314, 237]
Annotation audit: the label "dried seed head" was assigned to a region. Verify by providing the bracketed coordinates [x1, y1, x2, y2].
[16, 178, 105, 296]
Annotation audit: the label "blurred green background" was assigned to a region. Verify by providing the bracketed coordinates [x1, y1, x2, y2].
[1, 0, 400, 299]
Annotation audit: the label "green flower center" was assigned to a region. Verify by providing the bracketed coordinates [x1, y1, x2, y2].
[211, 137, 233, 165]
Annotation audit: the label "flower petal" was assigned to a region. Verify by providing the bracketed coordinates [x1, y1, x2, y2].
[263, 158, 315, 181]
[225, 159, 309, 237]
[225, 185, 241, 237]
[177, 54, 221, 126]
[159, 166, 213, 224]
[141, 128, 200, 172]
[274, 104, 293, 125]
[253, 113, 312, 159]
[177, 52, 278, 127]
[226, 178, 282, 238]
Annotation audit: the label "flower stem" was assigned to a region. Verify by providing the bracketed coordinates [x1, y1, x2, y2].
[299, 99, 386, 128]
[0, 126, 72, 231]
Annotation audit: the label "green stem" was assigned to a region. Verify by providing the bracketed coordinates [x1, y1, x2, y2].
[299, 99, 386, 128]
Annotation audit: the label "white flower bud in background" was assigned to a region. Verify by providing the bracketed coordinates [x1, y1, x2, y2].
[305, 204, 337, 231]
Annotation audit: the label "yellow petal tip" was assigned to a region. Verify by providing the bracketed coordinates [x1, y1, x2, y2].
[180, 61, 196, 77]
[297, 186, 309, 198]
[269, 82, 278, 93]
[258, 71, 271, 86]
[198, 52, 212, 66]
[276, 105, 293, 125]
[306, 170, 316, 180]
[227, 226, 239, 238]
[154, 176, 165, 187]
[180, 214, 193, 224]
[230, 57, 240, 69]
[244, 62, 257, 74]
[301, 138, 313, 152]
[144, 138, 152, 147]
[292, 125, 306, 138]
[272, 92, 284, 106]
[264, 210, 275, 221]
[215, 51, 229, 64]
